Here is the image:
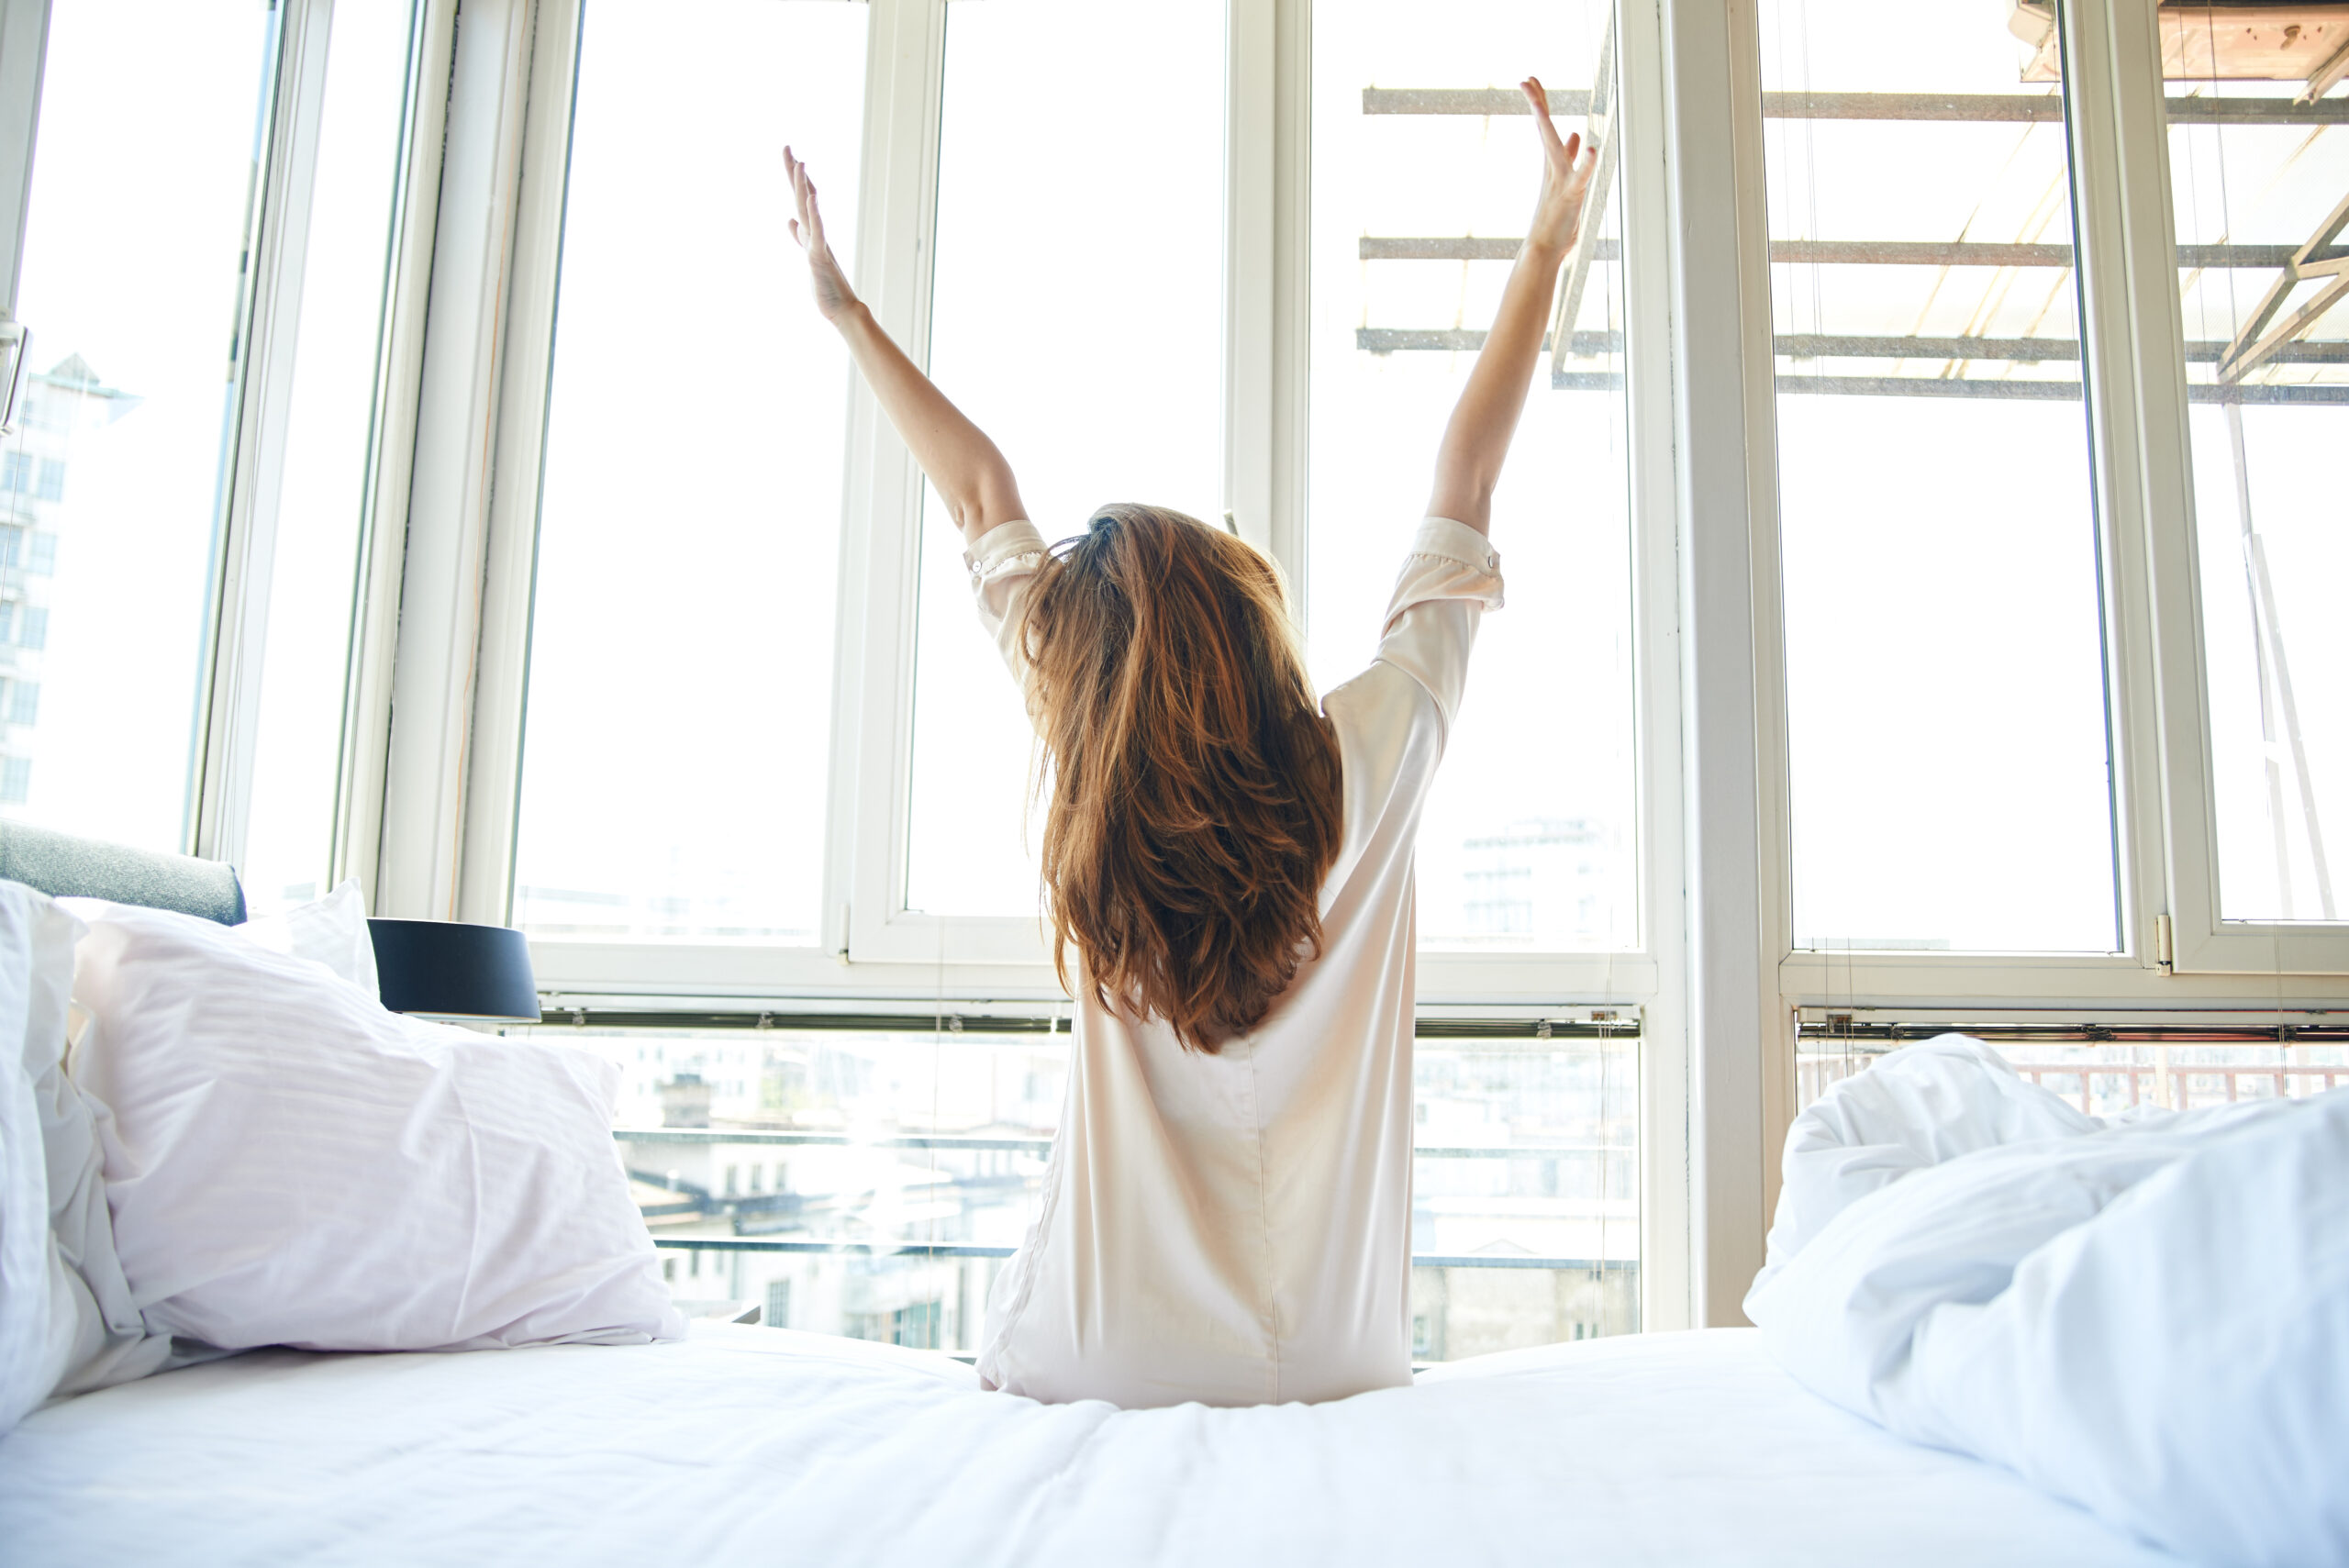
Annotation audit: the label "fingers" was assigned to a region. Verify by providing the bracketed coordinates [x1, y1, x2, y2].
[1521, 76, 1571, 161]
[784, 146, 828, 250]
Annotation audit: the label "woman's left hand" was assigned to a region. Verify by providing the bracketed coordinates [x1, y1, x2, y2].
[1520, 77, 1598, 255]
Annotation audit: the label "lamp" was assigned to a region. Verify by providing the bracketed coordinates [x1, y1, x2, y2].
[366, 918, 542, 1024]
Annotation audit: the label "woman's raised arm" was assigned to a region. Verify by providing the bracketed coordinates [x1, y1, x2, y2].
[786, 148, 1028, 541]
[1423, 79, 1598, 537]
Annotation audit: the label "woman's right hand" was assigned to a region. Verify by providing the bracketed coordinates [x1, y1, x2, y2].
[785, 146, 859, 322]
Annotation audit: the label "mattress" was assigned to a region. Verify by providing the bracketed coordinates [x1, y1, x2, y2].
[0, 1324, 2179, 1566]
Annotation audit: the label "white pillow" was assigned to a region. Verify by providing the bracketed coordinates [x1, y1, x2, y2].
[0, 883, 163, 1439]
[67, 901, 683, 1353]
[233, 878, 380, 999]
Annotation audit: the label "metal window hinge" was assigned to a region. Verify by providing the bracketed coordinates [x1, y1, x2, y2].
[2154, 913, 2174, 973]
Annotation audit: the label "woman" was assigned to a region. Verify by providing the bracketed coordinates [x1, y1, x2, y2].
[785, 78, 1596, 1408]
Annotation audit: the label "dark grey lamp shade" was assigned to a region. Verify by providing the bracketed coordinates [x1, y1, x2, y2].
[366, 918, 541, 1023]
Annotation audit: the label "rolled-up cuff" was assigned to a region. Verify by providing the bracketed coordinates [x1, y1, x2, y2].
[1408, 516, 1500, 576]
[963, 518, 1050, 584]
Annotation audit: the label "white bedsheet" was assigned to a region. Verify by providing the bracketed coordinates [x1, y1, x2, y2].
[0, 1323, 2177, 1566]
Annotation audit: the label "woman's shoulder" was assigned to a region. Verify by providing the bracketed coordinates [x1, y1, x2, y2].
[1322, 656, 1441, 735]
[1321, 664, 1443, 797]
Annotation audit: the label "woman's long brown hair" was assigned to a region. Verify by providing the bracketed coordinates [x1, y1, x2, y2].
[1021, 504, 1342, 1051]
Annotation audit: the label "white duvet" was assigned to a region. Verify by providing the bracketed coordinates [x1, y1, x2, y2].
[1746, 1036, 2349, 1568]
[0, 1322, 2176, 1566]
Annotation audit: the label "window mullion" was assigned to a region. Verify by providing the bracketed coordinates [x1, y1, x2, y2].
[1226, 0, 1311, 591]
[191, 0, 321, 871]
[1612, 0, 1695, 1337]
[457, 0, 583, 926]
[1657, 0, 1782, 1329]
[375, 0, 538, 919]
[2056, 0, 2170, 980]
[332, 0, 450, 906]
[836, 0, 949, 964]
[1222, 0, 1282, 572]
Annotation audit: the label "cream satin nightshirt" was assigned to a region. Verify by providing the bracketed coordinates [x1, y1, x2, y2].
[964, 516, 1503, 1409]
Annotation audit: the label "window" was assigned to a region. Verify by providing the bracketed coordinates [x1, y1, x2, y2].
[1760, 0, 2119, 954]
[2164, 24, 2347, 926]
[1309, 2, 1639, 954]
[18, 605, 42, 652]
[0, 756, 26, 805]
[26, 534, 50, 575]
[33, 458, 61, 503]
[511, 0, 868, 944]
[234, 0, 422, 916]
[6, 679, 37, 727]
[542, 1014, 1636, 1359]
[0, 2, 278, 848]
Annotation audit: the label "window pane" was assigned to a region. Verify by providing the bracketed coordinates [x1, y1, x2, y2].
[514, 1, 866, 941]
[903, 0, 1225, 917]
[1308, 3, 1640, 953]
[543, 1020, 1636, 1358]
[1764, 0, 2119, 952]
[2164, 38, 2349, 923]
[0, 1, 277, 849]
[239, 3, 418, 916]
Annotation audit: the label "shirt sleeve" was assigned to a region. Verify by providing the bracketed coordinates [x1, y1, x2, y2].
[1372, 516, 1505, 737]
[963, 518, 1052, 717]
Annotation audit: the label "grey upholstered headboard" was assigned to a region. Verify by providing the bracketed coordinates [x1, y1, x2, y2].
[0, 821, 246, 926]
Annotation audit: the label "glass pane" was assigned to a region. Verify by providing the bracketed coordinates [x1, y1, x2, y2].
[1764, 0, 2119, 952]
[537, 1021, 1636, 1359]
[903, 0, 1225, 917]
[0, 1, 277, 850]
[1410, 1033, 1641, 1355]
[2163, 26, 2349, 923]
[239, 3, 418, 917]
[514, 1, 867, 942]
[1308, 2, 1640, 953]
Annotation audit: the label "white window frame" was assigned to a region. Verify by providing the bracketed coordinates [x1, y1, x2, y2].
[2095, 0, 2349, 978]
[1733, 0, 2349, 1020]
[473, 0, 1686, 1015]
[0, 0, 435, 895]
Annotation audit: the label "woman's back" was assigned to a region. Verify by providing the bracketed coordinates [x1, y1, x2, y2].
[783, 78, 1592, 1408]
[974, 518, 1503, 1407]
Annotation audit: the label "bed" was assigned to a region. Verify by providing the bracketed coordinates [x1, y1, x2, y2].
[9, 832, 2337, 1566]
[0, 1321, 2177, 1565]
